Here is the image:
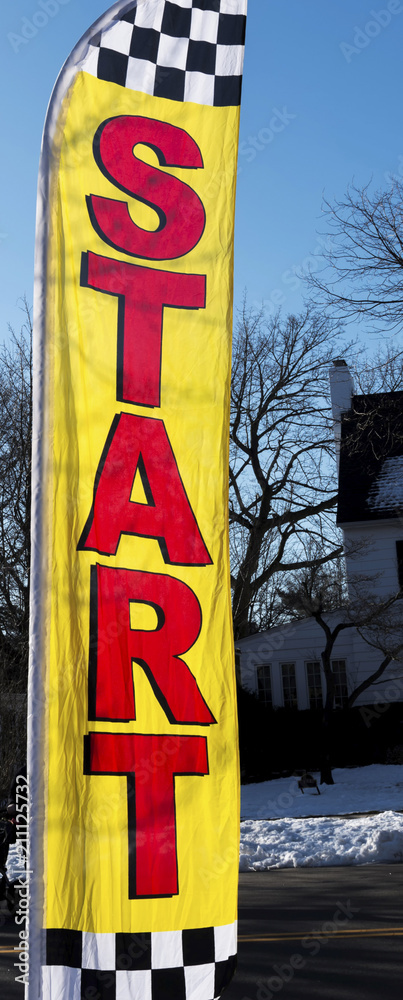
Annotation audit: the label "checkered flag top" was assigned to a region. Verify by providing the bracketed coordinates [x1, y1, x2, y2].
[81, 0, 247, 107]
[42, 922, 237, 1000]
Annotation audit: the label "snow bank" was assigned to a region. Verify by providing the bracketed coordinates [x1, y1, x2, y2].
[240, 811, 403, 870]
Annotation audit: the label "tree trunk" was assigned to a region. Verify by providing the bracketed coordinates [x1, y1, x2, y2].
[320, 754, 334, 786]
[347, 654, 392, 708]
[232, 515, 269, 639]
[320, 645, 335, 785]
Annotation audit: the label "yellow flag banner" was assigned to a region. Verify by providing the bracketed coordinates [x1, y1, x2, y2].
[28, 2, 247, 998]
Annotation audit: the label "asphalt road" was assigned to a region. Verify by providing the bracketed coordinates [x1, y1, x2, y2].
[229, 866, 403, 1000]
[1, 866, 402, 998]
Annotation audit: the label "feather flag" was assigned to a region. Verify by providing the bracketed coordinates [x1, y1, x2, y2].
[28, 3, 247, 998]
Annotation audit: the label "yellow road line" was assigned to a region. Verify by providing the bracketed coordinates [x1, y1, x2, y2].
[2, 931, 403, 955]
[239, 927, 403, 942]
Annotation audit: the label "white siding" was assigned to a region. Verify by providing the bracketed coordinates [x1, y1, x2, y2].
[236, 614, 403, 710]
[343, 520, 403, 599]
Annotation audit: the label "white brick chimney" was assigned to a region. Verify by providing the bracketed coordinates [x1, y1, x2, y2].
[329, 360, 354, 469]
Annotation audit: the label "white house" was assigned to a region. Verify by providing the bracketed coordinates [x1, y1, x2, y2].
[236, 361, 403, 710]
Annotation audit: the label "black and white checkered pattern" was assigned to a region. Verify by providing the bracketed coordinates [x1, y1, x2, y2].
[81, 0, 247, 106]
[41, 922, 237, 1000]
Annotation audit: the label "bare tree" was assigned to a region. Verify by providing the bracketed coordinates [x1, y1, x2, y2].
[347, 595, 403, 709]
[278, 559, 351, 784]
[306, 178, 403, 336]
[278, 559, 403, 782]
[229, 304, 350, 639]
[0, 300, 31, 791]
[352, 341, 403, 394]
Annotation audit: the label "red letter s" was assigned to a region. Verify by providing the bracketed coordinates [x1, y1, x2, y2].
[88, 116, 205, 260]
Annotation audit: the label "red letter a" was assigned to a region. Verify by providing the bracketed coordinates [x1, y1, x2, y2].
[79, 413, 211, 566]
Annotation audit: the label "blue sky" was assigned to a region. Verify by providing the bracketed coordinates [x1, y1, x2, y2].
[1, 0, 403, 339]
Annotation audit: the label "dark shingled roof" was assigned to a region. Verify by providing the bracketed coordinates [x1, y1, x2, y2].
[337, 390, 403, 524]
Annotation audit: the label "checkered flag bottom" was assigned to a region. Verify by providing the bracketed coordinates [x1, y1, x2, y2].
[42, 922, 237, 1000]
[81, 0, 247, 107]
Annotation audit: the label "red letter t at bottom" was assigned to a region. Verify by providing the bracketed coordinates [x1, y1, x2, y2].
[85, 732, 209, 898]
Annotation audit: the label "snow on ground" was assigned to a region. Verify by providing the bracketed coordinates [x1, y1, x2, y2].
[240, 765, 403, 869]
[241, 764, 403, 820]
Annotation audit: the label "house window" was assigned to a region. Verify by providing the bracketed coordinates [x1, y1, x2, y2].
[396, 541, 403, 590]
[257, 664, 272, 707]
[306, 661, 323, 708]
[331, 659, 349, 708]
[281, 663, 298, 709]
